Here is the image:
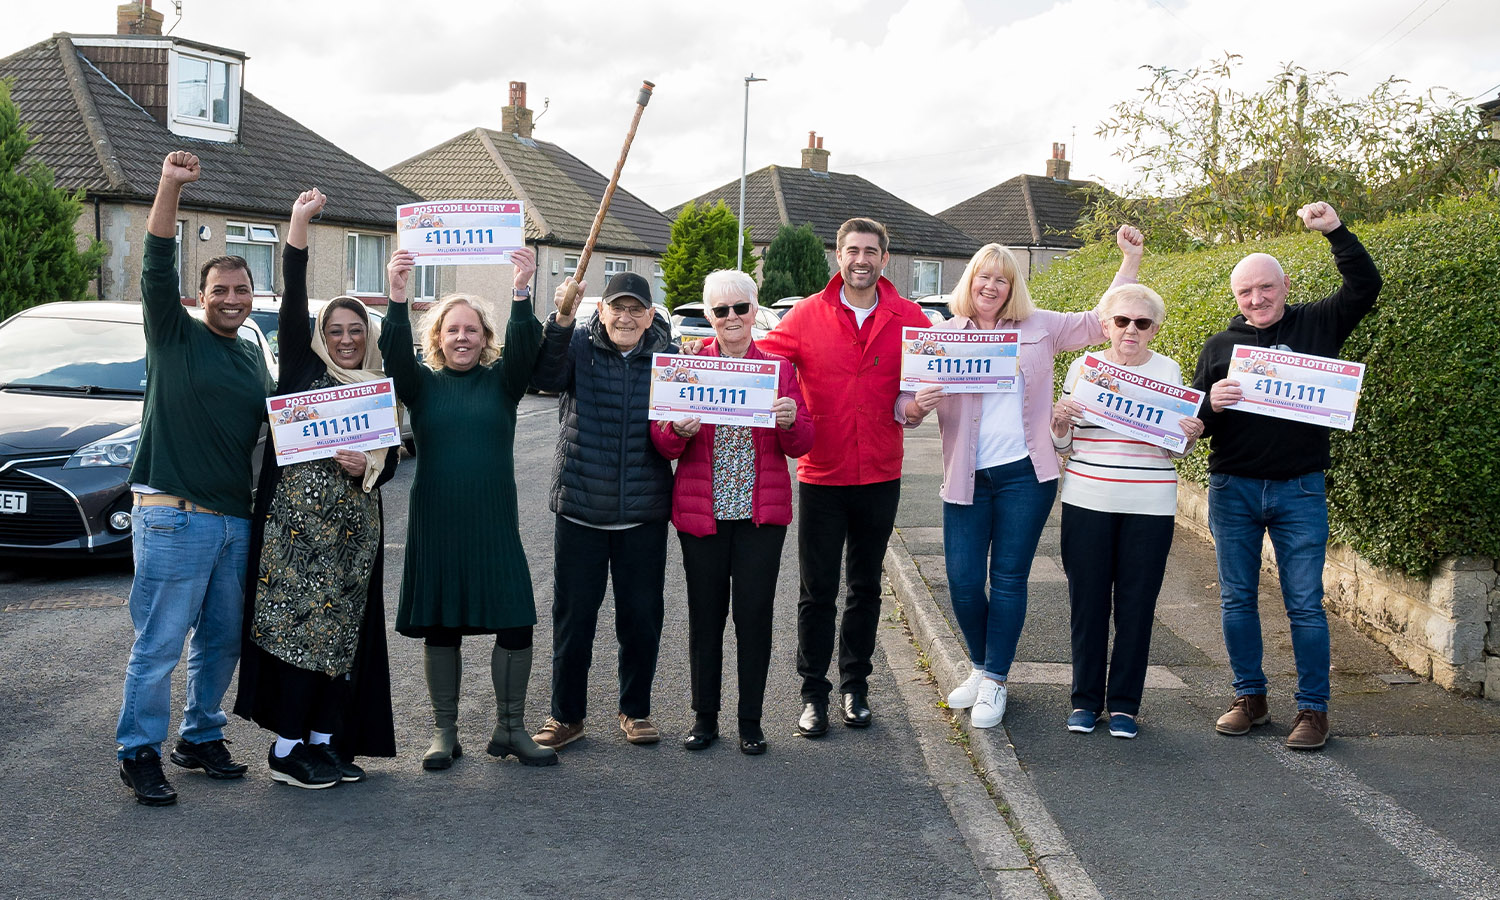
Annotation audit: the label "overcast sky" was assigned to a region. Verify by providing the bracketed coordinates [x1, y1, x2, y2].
[7, 0, 1498, 214]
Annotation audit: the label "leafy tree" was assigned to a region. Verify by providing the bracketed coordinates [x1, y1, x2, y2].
[759, 223, 829, 302]
[660, 200, 756, 310]
[1083, 55, 1500, 248]
[0, 79, 105, 318]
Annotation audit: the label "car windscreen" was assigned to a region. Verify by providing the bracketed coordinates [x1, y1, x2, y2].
[0, 316, 146, 393]
[249, 310, 281, 359]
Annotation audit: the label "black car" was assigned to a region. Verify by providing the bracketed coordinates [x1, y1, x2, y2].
[0, 301, 275, 557]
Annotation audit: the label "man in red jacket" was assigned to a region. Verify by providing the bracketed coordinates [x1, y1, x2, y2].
[757, 217, 933, 736]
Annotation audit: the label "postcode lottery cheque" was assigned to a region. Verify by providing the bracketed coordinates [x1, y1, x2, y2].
[648, 355, 780, 429]
[900, 327, 1019, 392]
[397, 200, 526, 265]
[1069, 353, 1205, 452]
[1228, 346, 1365, 431]
[267, 378, 401, 466]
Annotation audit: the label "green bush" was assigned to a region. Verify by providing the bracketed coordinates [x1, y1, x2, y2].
[1032, 197, 1500, 576]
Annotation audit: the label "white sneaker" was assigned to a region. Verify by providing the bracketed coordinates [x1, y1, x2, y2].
[970, 680, 1007, 728]
[947, 668, 985, 709]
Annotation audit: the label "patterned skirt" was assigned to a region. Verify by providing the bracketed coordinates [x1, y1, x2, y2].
[252, 456, 379, 677]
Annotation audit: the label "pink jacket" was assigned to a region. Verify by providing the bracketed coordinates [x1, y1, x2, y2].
[651, 340, 815, 537]
[897, 310, 1104, 504]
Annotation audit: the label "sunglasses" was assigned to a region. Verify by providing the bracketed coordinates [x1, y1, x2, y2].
[710, 302, 753, 319]
[1111, 315, 1155, 330]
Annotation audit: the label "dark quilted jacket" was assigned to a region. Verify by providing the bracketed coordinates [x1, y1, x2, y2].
[531, 311, 675, 524]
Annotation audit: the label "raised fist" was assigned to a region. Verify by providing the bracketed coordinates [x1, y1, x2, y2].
[1116, 224, 1144, 258]
[161, 151, 201, 185]
[1297, 202, 1341, 234]
[292, 188, 327, 221]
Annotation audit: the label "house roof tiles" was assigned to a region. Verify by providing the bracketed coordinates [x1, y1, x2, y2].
[670, 165, 980, 258]
[937, 174, 1099, 250]
[385, 127, 672, 255]
[0, 35, 418, 229]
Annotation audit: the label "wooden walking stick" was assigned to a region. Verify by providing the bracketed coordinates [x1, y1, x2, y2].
[557, 80, 655, 317]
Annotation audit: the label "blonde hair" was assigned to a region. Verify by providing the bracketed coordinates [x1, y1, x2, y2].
[948, 243, 1035, 322]
[421, 294, 502, 370]
[1099, 283, 1166, 325]
[703, 269, 758, 306]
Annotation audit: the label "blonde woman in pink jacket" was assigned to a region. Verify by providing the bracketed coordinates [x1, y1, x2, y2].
[897, 228, 1142, 729]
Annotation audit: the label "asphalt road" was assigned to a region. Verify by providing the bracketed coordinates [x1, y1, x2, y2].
[0, 393, 992, 900]
[895, 425, 1500, 900]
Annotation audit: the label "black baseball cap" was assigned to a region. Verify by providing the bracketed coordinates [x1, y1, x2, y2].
[603, 272, 654, 307]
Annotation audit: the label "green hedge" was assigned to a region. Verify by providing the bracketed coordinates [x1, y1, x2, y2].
[1031, 197, 1500, 576]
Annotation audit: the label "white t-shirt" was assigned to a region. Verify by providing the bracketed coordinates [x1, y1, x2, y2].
[974, 369, 1029, 469]
[840, 287, 877, 330]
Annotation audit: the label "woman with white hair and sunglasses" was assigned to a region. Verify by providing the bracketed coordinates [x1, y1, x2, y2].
[1051, 282, 1203, 739]
[897, 227, 1143, 731]
[652, 271, 813, 755]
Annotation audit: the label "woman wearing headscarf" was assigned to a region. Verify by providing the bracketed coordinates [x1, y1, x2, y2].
[234, 189, 399, 788]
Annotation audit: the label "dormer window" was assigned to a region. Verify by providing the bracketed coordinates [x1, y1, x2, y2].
[176, 54, 230, 124]
[167, 47, 240, 141]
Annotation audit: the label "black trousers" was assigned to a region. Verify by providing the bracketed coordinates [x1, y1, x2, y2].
[258, 651, 349, 739]
[549, 516, 668, 723]
[795, 479, 902, 701]
[679, 520, 786, 721]
[1060, 504, 1174, 716]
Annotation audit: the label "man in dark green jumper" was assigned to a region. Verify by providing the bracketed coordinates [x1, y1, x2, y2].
[115, 151, 274, 805]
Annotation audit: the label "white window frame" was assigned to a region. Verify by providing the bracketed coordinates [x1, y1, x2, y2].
[345, 232, 388, 296]
[225, 221, 278, 296]
[563, 254, 580, 278]
[652, 262, 665, 304]
[412, 264, 439, 302]
[911, 259, 942, 298]
[166, 48, 241, 142]
[603, 258, 630, 279]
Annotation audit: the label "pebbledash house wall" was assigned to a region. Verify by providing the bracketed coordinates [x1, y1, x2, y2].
[1176, 482, 1500, 702]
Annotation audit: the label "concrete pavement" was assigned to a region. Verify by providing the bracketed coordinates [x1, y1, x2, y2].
[886, 422, 1500, 900]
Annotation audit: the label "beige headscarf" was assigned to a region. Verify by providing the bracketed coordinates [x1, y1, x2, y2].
[310, 296, 403, 492]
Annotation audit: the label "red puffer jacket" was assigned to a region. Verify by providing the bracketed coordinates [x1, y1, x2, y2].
[756, 272, 931, 485]
[650, 340, 815, 537]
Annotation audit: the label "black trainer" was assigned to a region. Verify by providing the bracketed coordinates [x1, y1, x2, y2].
[267, 742, 340, 790]
[120, 747, 178, 806]
[312, 743, 365, 782]
[170, 738, 248, 779]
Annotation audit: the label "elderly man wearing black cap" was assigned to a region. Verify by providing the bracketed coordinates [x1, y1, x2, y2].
[529, 272, 677, 749]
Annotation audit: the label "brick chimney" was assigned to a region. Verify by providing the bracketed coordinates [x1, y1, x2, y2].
[116, 1, 164, 35]
[1045, 142, 1071, 181]
[801, 132, 829, 172]
[501, 81, 534, 138]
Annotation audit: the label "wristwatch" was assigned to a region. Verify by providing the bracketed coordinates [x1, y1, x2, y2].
[513, 286, 532, 300]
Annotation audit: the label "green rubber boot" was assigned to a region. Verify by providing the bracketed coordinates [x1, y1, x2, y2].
[422, 644, 462, 771]
[486, 645, 559, 767]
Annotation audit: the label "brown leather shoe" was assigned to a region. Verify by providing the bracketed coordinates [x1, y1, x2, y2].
[618, 714, 660, 745]
[1214, 694, 1270, 735]
[532, 717, 584, 749]
[1285, 709, 1329, 750]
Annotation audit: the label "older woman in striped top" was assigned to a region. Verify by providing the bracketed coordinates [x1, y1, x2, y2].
[1050, 283, 1203, 739]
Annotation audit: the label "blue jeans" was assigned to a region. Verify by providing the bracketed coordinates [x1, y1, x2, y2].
[943, 458, 1057, 681]
[1208, 472, 1331, 711]
[116, 505, 251, 758]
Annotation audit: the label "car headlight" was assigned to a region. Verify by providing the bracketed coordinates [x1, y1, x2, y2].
[65, 425, 141, 469]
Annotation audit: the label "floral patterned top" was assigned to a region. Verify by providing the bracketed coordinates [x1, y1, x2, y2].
[251, 372, 380, 676]
[711, 424, 756, 521]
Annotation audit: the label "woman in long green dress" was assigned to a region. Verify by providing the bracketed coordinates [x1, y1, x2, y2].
[380, 247, 555, 769]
